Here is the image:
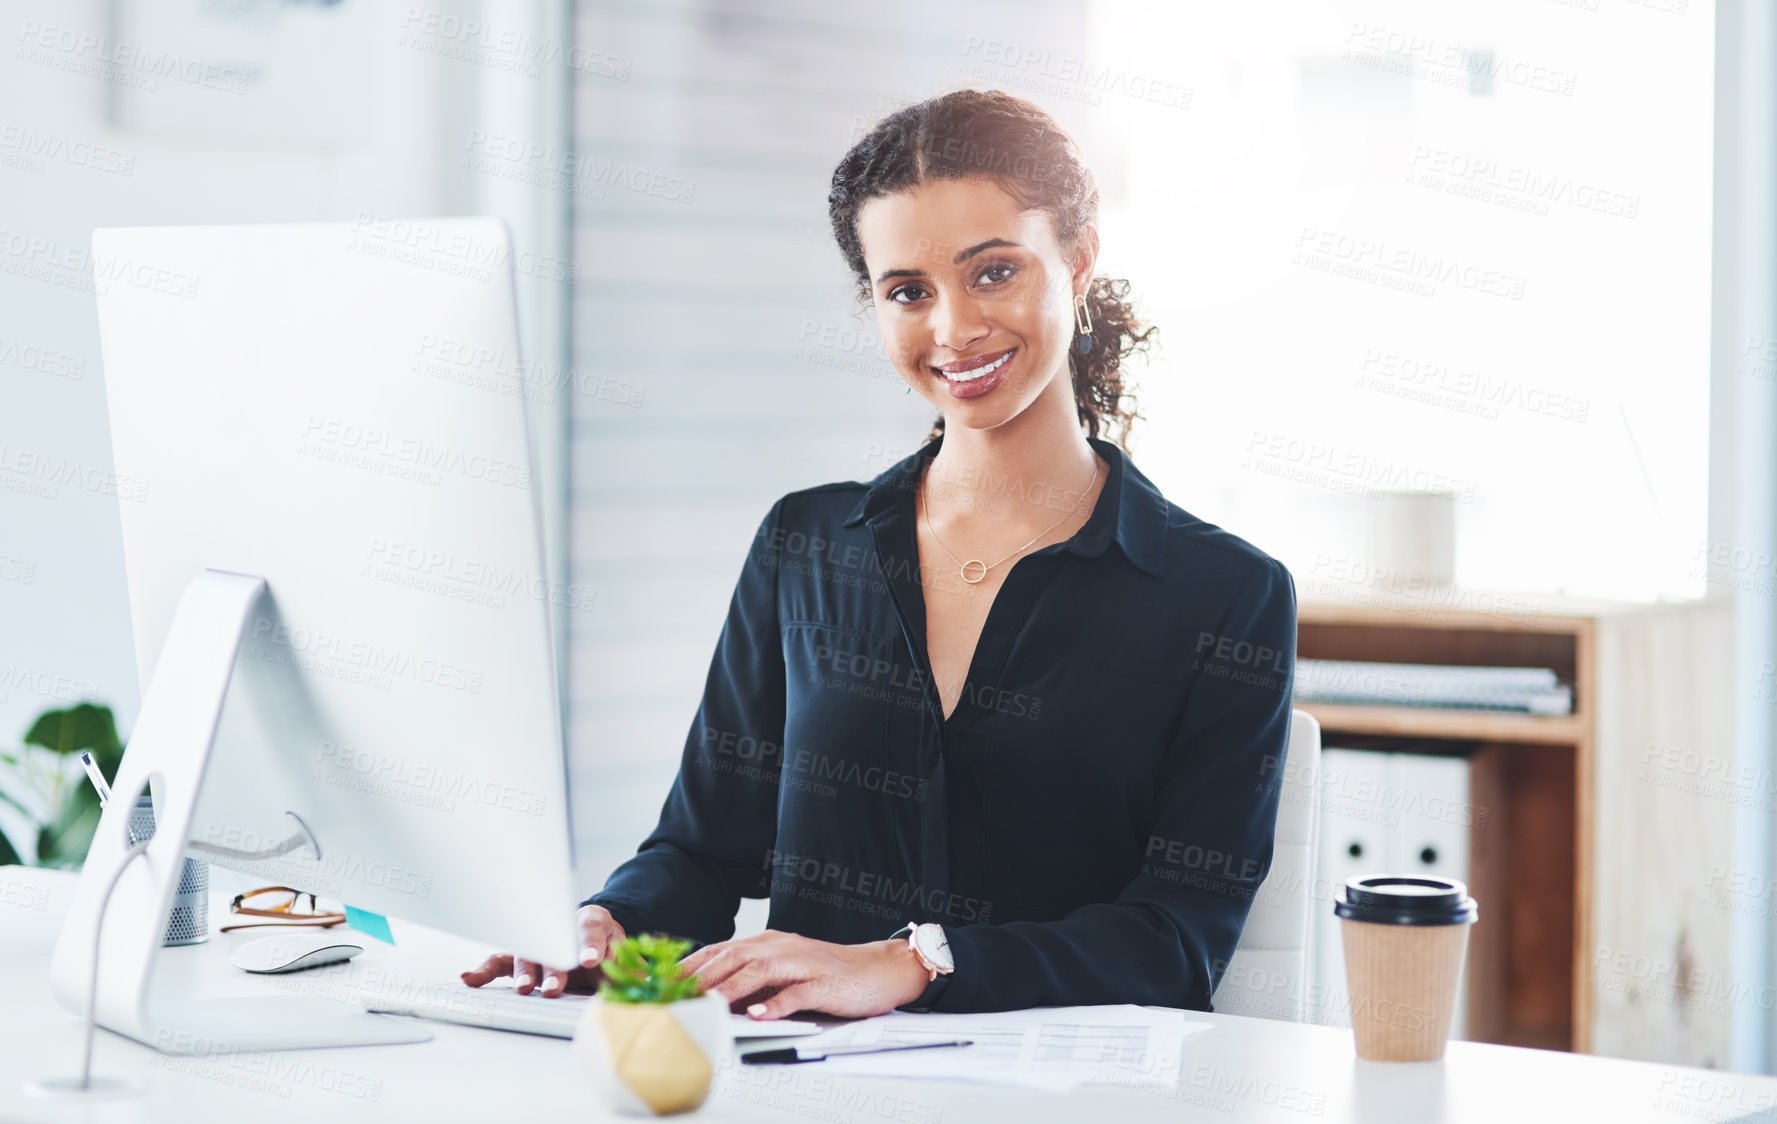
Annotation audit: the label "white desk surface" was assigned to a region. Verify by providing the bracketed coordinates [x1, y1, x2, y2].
[3, 866, 1771, 1123]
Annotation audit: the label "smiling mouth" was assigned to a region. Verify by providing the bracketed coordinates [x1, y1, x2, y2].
[932, 348, 1015, 383]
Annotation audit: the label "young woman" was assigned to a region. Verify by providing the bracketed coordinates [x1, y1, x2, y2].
[463, 89, 1297, 1019]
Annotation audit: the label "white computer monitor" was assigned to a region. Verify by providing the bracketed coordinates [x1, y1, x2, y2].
[49, 218, 577, 1052]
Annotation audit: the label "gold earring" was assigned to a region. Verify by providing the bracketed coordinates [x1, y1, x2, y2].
[1074, 293, 1093, 355]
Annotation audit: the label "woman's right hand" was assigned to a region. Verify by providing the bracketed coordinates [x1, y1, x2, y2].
[459, 904, 627, 998]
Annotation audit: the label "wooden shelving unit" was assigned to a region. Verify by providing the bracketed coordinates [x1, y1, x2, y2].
[1300, 702, 1586, 746]
[1297, 598, 1596, 1053]
[1299, 593, 1740, 1066]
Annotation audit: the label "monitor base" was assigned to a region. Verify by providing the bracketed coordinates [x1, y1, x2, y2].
[143, 996, 433, 1053]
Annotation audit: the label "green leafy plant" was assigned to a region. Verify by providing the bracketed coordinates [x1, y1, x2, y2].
[597, 934, 706, 1004]
[0, 703, 123, 868]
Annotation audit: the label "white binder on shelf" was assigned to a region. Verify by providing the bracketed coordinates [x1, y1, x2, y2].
[1387, 752, 1472, 1038]
[1309, 747, 1390, 1030]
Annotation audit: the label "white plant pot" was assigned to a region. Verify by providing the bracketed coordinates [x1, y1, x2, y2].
[572, 992, 733, 1116]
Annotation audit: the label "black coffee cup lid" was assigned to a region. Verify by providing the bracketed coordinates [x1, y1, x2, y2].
[1333, 875, 1478, 926]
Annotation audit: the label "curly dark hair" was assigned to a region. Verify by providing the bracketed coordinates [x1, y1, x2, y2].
[827, 89, 1154, 452]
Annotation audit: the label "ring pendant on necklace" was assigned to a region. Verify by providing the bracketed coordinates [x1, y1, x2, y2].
[921, 455, 1100, 585]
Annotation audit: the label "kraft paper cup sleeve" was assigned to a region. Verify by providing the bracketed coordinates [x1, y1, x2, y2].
[1334, 875, 1478, 1063]
[1340, 916, 1471, 1062]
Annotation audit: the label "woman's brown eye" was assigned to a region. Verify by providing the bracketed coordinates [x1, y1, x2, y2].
[977, 263, 1016, 286]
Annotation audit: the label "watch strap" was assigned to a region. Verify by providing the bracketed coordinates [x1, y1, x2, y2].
[901, 966, 953, 1013]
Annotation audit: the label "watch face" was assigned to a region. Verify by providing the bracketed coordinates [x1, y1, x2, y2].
[915, 924, 953, 972]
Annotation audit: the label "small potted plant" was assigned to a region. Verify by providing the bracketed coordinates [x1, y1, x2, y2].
[571, 934, 732, 1116]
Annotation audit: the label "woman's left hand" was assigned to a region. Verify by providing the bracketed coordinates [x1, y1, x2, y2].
[680, 930, 931, 1020]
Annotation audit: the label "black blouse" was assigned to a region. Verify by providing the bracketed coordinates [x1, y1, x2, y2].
[586, 434, 1298, 1013]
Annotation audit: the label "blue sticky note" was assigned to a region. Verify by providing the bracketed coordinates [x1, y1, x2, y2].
[344, 906, 394, 945]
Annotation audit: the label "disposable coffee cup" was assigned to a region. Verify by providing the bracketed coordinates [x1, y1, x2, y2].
[1334, 875, 1477, 1062]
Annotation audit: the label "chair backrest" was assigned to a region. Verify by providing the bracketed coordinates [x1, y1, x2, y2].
[1210, 709, 1321, 1022]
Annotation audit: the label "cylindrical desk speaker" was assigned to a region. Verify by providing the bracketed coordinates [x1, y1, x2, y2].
[126, 794, 210, 946]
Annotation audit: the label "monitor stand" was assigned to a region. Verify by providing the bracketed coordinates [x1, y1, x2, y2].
[47, 570, 431, 1053]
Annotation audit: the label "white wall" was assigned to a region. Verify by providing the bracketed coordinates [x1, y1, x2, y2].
[0, 0, 569, 754]
[565, 0, 1090, 903]
[1709, 0, 1777, 1075]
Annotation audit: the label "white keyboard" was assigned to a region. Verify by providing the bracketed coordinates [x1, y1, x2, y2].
[357, 985, 825, 1040]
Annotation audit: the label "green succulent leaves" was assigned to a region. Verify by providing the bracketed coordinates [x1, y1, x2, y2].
[597, 933, 706, 1005]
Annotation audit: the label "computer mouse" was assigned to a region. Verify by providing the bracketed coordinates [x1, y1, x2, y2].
[229, 934, 365, 974]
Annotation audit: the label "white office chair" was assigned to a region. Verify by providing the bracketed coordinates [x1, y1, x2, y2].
[1210, 709, 1322, 1022]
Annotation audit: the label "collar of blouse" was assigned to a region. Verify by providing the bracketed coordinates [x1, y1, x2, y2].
[840, 434, 1170, 580]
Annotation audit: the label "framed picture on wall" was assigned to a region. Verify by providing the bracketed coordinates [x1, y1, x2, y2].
[108, 0, 376, 146]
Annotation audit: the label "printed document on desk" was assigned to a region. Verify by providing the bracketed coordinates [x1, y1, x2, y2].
[764, 1004, 1213, 1091]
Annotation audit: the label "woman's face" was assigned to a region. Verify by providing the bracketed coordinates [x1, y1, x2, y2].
[855, 176, 1094, 436]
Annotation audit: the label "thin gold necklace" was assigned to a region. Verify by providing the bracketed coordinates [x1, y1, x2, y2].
[920, 454, 1101, 585]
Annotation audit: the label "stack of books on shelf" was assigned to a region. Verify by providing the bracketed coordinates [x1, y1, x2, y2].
[1293, 659, 1573, 715]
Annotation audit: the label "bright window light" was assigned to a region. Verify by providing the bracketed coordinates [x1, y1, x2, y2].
[1082, 1, 1714, 602]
